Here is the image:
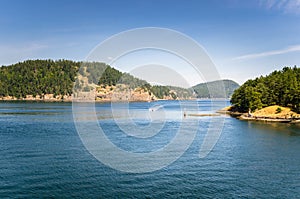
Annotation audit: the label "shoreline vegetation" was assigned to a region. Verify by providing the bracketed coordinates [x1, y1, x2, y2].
[230, 66, 300, 114]
[225, 66, 300, 124]
[0, 59, 239, 102]
[218, 105, 300, 124]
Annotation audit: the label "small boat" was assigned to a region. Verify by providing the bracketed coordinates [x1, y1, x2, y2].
[149, 104, 163, 112]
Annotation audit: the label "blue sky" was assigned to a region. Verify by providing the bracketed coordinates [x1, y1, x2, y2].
[1, 0, 300, 85]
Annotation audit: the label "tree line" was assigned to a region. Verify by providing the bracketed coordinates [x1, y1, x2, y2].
[0, 59, 78, 98]
[230, 66, 300, 113]
[0, 60, 182, 100]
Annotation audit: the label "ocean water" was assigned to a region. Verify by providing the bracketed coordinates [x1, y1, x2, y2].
[0, 101, 299, 198]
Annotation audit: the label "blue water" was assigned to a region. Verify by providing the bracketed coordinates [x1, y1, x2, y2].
[0, 101, 299, 198]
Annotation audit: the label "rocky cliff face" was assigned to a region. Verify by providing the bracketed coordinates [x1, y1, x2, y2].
[96, 84, 157, 102]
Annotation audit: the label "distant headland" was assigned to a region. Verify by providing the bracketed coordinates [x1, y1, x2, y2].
[0, 59, 239, 102]
[218, 66, 300, 123]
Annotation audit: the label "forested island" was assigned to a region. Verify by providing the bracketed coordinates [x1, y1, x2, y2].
[0, 59, 239, 102]
[228, 66, 300, 122]
[193, 80, 239, 98]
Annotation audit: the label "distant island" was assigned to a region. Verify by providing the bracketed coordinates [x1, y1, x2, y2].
[226, 66, 300, 123]
[0, 59, 239, 102]
[192, 80, 239, 98]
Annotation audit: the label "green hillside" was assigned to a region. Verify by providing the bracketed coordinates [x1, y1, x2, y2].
[0, 60, 155, 99]
[192, 80, 240, 98]
[0, 59, 239, 101]
[75, 62, 151, 91]
[0, 59, 78, 98]
[0, 60, 180, 100]
[230, 66, 300, 113]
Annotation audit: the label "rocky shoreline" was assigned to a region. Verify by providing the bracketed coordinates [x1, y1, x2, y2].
[238, 115, 298, 123]
[0, 84, 195, 103]
[0, 94, 72, 102]
[0, 96, 154, 103]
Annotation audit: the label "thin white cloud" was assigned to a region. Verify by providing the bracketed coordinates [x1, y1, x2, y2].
[276, 0, 288, 9]
[232, 45, 300, 60]
[263, 0, 277, 9]
[284, 0, 300, 13]
[260, 0, 300, 14]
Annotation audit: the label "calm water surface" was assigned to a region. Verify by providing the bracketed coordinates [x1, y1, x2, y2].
[0, 101, 299, 198]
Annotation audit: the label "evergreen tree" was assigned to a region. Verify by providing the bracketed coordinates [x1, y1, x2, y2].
[231, 66, 300, 113]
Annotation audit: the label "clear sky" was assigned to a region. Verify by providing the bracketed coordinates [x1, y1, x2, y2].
[1, 0, 300, 85]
